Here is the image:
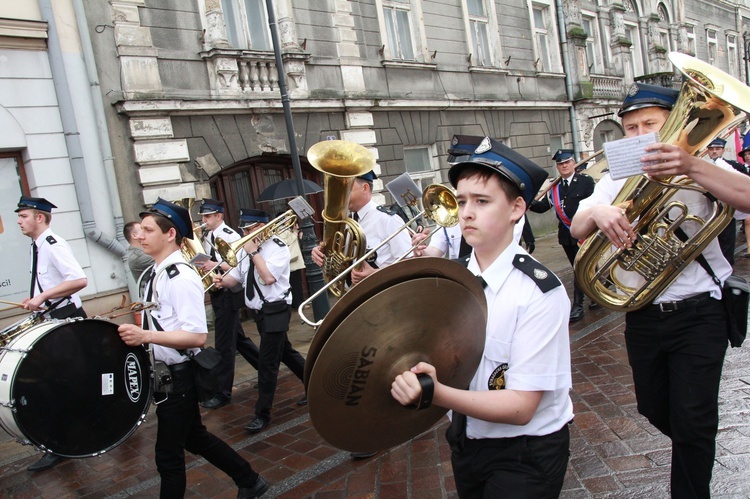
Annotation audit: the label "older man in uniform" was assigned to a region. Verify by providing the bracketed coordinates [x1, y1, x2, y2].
[530, 149, 595, 322]
[707, 138, 747, 265]
[16, 195, 88, 472]
[571, 82, 750, 497]
[118, 198, 267, 498]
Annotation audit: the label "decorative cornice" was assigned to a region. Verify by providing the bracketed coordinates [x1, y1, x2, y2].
[0, 18, 47, 51]
[115, 97, 571, 117]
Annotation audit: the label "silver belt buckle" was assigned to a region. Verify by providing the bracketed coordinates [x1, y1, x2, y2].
[658, 302, 677, 312]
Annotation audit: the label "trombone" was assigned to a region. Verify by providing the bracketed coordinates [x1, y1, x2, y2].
[214, 210, 298, 267]
[298, 183, 458, 327]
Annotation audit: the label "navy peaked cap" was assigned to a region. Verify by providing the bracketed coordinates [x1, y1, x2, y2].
[15, 196, 57, 213]
[139, 198, 194, 239]
[447, 135, 548, 205]
[618, 82, 679, 117]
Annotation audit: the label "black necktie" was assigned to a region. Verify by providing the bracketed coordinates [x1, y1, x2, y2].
[560, 179, 569, 197]
[245, 258, 255, 301]
[352, 212, 359, 222]
[143, 268, 156, 331]
[209, 233, 217, 260]
[29, 242, 38, 297]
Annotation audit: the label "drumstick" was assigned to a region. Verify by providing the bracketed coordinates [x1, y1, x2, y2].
[0, 299, 26, 308]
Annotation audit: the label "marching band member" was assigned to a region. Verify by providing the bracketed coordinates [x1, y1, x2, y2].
[16, 195, 88, 472]
[529, 149, 596, 322]
[196, 198, 247, 409]
[118, 198, 267, 498]
[392, 136, 573, 497]
[311, 171, 412, 285]
[216, 209, 306, 435]
[571, 82, 750, 497]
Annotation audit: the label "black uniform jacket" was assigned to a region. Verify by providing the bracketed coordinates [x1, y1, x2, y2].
[530, 172, 595, 247]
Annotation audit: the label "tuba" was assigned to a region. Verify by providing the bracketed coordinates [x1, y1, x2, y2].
[173, 198, 220, 292]
[574, 52, 750, 311]
[308, 140, 375, 297]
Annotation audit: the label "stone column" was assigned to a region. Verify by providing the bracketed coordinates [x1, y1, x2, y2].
[203, 0, 231, 49]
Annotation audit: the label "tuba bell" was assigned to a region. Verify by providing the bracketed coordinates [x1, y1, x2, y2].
[574, 52, 750, 311]
[307, 140, 375, 297]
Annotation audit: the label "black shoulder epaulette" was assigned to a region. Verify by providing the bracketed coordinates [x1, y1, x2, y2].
[377, 205, 398, 216]
[46, 235, 57, 245]
[512, 254, 561, 292]
[222, 227, 234, 235]
[577, 172, 592, 179]
[272, 236, 286, 247]
[452, 255, 471, 267]
[166, 264, 180, 279]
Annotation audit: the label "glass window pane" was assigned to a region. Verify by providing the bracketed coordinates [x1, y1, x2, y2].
[245, 0, 271, 50]
[395, 9, 414, 60]
[533, 9, 545, 29]
[384, 8, 399, 57]
[538, 34, 549, 71]
[404, 148, 430, 173]
[471, 21, 490, 66]
[467, 0, 485, 17]
[221, 0, 242, 48]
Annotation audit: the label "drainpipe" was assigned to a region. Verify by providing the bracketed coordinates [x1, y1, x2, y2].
[554, 0, 581, 158]
[39, 0, 125, 257]
[72, 0, 126, 249]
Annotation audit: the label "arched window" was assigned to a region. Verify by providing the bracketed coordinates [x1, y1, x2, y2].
[209, 156, 324, 234]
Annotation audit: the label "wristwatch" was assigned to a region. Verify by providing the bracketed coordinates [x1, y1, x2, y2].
[248, 250, 259, 259]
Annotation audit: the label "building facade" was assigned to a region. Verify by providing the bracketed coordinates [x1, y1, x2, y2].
[2, 0, 748, 321]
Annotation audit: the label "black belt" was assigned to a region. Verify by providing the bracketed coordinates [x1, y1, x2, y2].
[648, 292, 712, 313]
[168, 362, 191, 373]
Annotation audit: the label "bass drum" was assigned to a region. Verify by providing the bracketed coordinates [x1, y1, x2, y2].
[0, 318, 152, 457]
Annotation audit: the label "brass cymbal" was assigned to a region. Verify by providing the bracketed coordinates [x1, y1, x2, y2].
[303, 257, 486, 389]
[307, 277, 486, 453]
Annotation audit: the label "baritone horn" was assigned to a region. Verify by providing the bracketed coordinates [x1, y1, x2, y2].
[298, 183, 459, 327]
[214, 210, 298, 267]
[308, 140, 376, 297]
[574, 52, 750, 311]
[172, 198, 220, 292]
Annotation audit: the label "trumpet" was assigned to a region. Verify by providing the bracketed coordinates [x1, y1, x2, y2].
[298, 183, 459, 327]
[214, 210, 298, 267]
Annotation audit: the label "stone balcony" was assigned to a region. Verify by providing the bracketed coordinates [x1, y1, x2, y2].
[200, 48, 310, 98]
[590, 74, 625, 100]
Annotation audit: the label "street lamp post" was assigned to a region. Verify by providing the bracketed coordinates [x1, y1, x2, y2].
[265, 0, 330, 321]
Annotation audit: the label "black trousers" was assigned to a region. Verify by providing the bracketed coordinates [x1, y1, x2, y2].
[254, 306, 305, 420]
[154, 364, 257, 498]
[717, 218, 737, 265]
[562, 243, 585, 305]
[450, 424, 570, 498]
[625, 297, 727, 498]
[210, 289, 257, 400]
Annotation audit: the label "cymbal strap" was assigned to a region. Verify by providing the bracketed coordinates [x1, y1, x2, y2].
[407, 373, 434, 411]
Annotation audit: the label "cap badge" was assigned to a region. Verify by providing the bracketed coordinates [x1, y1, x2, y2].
[627, 83, 639, 97]
[474, 137, 492, 154]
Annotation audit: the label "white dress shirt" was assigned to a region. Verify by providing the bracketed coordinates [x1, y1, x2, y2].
[353, 200, 412, 267]
[463, 242, 573, 439]
[145, 250, 205, 365]
[31, 227, 86, 309]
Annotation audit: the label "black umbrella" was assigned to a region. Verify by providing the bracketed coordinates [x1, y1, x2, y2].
[257, 178, 324, 202]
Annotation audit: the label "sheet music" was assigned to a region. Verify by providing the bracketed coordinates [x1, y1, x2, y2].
[604, 132, 660, 180]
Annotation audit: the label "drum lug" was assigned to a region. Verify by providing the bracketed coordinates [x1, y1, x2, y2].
[0, 347, 30, 355]
[1, 399, 15, 410]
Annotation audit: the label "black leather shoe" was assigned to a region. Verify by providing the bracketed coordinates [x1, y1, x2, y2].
[237, 476, 269, 498]
[27, 454, 64, 472]
[245, 417, 269, 433]
[589, 301, 600, 310]
[296, 395, 308, 406]
[350, 451, 377, 459]
[569, 304, 584, 323]
[200, 396, 230, 410]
